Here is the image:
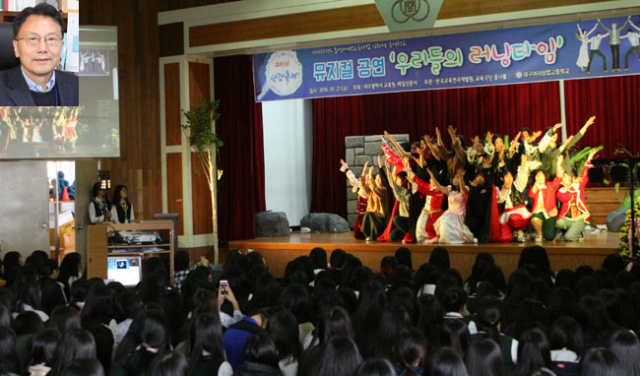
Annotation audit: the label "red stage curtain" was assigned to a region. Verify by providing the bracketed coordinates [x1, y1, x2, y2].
[214, 55, 266, 242]
[563, 75, 640, 158]
[311, 82, 562, 216]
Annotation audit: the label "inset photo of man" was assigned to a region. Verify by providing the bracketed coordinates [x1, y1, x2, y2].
[0, 3, 79, 106]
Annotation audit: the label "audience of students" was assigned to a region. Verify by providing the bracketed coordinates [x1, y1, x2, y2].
[0, 246, 639, 376]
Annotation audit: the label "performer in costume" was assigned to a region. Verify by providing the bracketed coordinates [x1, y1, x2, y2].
[556, 150, 598, 241]
[383, 159, 411, 242]
[341, 159, 369, 239]
[403, 159, 445, 243]
[498, 155, 533, 242]
[111, 185, 135, 224]
[529, 156, 565, 241]
[360, 156, 388, 241]
[426, 169, 476, 244]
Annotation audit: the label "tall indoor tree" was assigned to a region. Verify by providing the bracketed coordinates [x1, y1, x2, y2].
[181, 98, 223, 264]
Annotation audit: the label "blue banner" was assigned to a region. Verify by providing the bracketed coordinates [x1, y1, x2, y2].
[253, 15, 640, 101]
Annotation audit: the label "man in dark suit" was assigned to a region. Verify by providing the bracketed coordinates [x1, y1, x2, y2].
[0, 3, 78, 106]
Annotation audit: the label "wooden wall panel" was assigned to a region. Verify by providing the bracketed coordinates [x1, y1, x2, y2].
[164, 63, 182, 146]
[159, 23, 185, 57]
[188, 62, 211, 110]
[191, 152, 213, 235]
[189, 5, 384, 47]
[166, 153, 185, 235]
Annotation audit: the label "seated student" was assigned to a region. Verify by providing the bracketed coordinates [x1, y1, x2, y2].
[222, 308, 270, 370]
[235, 332, 283, 376]
[549, 317, 582, 376]
[0, 4, 79, 106]
[556, 149, 598, 241]
[442, 287, 477, 334]
[529, 156, 564, 241]
[471, 296, 518, 369]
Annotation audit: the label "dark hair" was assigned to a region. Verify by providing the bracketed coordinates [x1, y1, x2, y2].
[429, 247, 450, 271]
[380, 256, 397, 276]
[40, 277, 66, 315]
[465, 338, 504, 376]
[504, 269, 532, 305]
[81, 285, 114, 324]
[17, 278, 43, 312]
[187, 312, 224, 373]
[466, 253, 495, 292]
[547, 286, 576, 322]
[476, 296, 504, 343]
[575, 295, 616, 332]
[266, 311, 302, 361]
[396, 327, 427, 374]
[148, 351, 188, 376]
[518, 246, 552, 279]
[311, 336, 362, 376]
[58, 253, 82, 298]
[520, 127, 532, 135]
[310, 248, 328, 270]
[397, 171, 408, 180]
[91, 182, 105, 199]
[242, 332, 280, 368]
[395, 247, 413, 270]
[29, 328, 61, 367]
[59, 358, 105, 376]
[314, 306, 354, 346]
[374, 305, 411, 360]
[0, 326, 20, 374]
[549, 316, 583, 355]
[114, 291, 142, 322]
[2, 251, 21, 275]
[174, 250, 191, 272]
[354, 357, 397, 376]
[601, 254, 625, 275]
[513, 329, 551, 376]
[50, 329, 97, 376]
[608, 330, 640, 376]
[442, 287, 468, 313]
[414, 263, 440, 296]
[427, 347, 469, 376]
[13, 3, 65, 38]
[417, 294, 443, 347]
[121, 310, 172, 376]
[353, 280, 386, 356]
[48, 305, 81, 334]
[441, 319, 471, 357]
[13, 311, 44, 335]
[578, 348, 621, 376]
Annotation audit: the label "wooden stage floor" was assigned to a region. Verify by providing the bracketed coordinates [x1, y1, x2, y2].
[229, 230, 620, 279]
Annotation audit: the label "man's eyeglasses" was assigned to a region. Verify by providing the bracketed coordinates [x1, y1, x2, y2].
[15, 35, 63, 48]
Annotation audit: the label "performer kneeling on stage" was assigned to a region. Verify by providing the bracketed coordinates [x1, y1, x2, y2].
[403, 160, 445, 244]
[498, 155, 533, 242]
[556, 149, 598, 241]
[529, 156, 564, 241]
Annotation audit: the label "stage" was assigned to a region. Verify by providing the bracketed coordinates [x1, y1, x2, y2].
[229, 230, 621, 279]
